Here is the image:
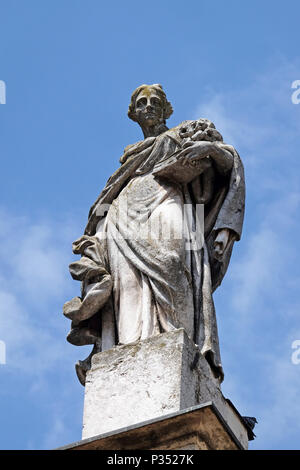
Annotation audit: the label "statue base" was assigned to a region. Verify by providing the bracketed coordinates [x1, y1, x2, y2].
[75, 328, 249, 449]
[59, 401, 247, 450]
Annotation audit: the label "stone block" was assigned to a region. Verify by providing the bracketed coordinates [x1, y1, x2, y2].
[82, 328, 248, 449]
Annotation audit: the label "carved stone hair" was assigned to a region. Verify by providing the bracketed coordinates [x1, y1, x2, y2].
[128, 84, 173, 123]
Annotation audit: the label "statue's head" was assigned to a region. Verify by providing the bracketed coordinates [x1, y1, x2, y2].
[128, 84, 173, 130]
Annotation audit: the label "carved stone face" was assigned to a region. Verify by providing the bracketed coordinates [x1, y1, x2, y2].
[134, 88, 164, 128]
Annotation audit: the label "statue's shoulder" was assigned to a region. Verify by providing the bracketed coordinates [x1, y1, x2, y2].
[123, 141, 143, 155]
[120, 137, 156, 164]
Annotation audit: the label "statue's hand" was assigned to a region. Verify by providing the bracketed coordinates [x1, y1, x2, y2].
[177, 140, 215, 165]
[213, 228, 231, 259]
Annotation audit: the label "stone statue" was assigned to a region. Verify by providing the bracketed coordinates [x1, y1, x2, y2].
[63, 84, 245, 386]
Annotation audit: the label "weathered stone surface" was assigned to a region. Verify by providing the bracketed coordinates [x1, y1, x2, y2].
[58, 85, 253, 451]
[58, 402, 246, 451]
[63, 84, 246, 386]
[82, 329, 248, 449]
[63, 296, 81, 321]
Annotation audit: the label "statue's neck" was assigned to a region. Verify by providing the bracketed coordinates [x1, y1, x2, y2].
[140, 122, 169, 139]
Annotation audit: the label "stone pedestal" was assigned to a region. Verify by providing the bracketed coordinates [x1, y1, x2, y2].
[59, 402, 246, 450]
[80, 328, 249, 449]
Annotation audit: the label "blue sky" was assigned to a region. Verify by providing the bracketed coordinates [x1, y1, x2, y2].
[0, 0, 300, 450]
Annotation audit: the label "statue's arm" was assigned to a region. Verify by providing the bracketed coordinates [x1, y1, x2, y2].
[209, 144, 234, 173]
[177, 140, 233, 175]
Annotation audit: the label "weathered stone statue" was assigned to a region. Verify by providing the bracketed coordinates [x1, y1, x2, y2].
[63, 84, 245, 387]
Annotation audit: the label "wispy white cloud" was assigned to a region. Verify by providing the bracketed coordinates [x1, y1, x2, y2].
[0, 208, 86, 449]
[230, 192, 300, 318]
[0, 208, 82, 375]
[195, 93, 270, 153]
[196, 58, 300, 449]
[42, 415, 69, 450]
[195, 55, 300, 184]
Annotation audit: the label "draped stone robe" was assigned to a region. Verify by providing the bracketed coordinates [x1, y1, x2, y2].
[76, 121, 245, 383]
